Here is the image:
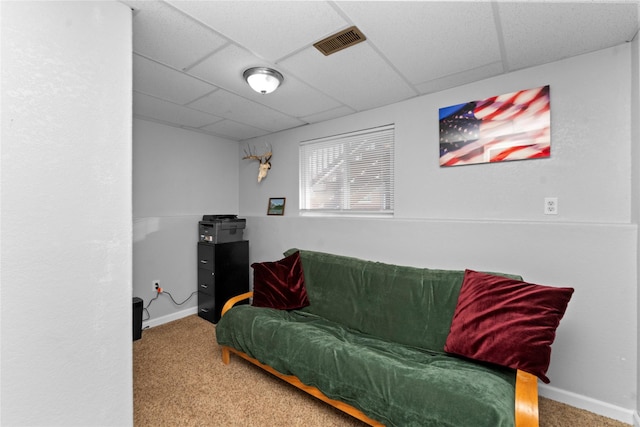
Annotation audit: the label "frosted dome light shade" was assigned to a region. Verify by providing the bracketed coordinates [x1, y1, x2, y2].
[243, 67, 283, 94]
[246, 73, 279, 94]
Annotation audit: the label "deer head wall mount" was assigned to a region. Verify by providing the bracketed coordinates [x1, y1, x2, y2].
[243, 144, 272, 183]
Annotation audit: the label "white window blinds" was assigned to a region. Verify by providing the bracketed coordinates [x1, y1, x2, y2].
[299, 124, 394, 215]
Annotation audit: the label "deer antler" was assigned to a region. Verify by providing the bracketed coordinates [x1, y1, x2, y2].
[242, 143, 272, 163]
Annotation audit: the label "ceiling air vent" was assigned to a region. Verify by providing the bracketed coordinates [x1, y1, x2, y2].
[313, 26, 367, 56]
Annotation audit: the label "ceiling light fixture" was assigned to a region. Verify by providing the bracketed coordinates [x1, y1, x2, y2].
[243, 67, 284, 94]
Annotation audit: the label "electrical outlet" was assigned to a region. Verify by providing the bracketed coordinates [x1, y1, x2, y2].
[544, 197, 558, 215]
[153, 280, 160, 291]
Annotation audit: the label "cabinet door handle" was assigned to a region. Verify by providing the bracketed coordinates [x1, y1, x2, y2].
[200, 284, 208, 289]
[200, 260, 208, 264]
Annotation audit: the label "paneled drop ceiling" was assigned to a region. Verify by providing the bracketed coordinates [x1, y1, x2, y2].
[124, 1, 640, 142]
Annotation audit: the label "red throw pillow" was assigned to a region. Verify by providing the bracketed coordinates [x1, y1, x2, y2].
[251, 251, 309, 310]
[444, 269, 574, 383]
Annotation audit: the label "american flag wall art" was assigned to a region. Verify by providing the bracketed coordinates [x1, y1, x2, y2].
[439, 85, 550, 167]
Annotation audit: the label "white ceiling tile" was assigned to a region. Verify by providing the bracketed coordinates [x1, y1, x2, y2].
[301, 106, 357, 125]
[498, 2, 640, 71]
[133, 91, 223, 128]
[189, 44, 344, 117]
[188, 44, 275, 96]
[167, 0, 348, 61]
[253, 77, 345, 118]
[133, 54, 218, 104]
[201, 120, 271, 141]
[125, 0, 228, 70]
[187, 89, 306, 132]
[337, 1, 502, 85]
[415, 62, 504, 95]
[281, 43, 417, 111]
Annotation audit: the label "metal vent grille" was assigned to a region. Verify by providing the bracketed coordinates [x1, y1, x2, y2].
[313, 26, 367, 56]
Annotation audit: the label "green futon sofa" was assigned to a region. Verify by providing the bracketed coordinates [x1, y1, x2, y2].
[216, 249, 572, 426]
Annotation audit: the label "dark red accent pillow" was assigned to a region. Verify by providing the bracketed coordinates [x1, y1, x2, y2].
[444, 269, 574, 383]
[251, 251, 309, 310]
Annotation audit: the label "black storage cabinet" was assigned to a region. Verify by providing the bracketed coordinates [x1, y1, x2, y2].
[197, 240, 249, 323]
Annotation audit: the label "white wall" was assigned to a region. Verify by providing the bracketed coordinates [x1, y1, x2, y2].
[133, 119, 239, 326]
[1, 2, 132, 426]
[633, 31, 640, 427]
[239, 45, 638, 422]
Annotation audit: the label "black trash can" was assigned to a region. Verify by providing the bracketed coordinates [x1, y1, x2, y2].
[132, 297, 143, 341]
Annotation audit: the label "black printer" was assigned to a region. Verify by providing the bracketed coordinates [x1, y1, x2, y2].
[198, 215, 246, 243]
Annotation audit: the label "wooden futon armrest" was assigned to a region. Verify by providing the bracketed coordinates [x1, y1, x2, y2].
[221, 291, 253, 317]
[515, 369, 539, 427]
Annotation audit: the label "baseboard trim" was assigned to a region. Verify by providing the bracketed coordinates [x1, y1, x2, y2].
[539, 383, 635, 425]
[142, 307, 198, 330]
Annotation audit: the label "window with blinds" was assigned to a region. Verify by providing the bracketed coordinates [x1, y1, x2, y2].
[299, 124, 394, 215]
